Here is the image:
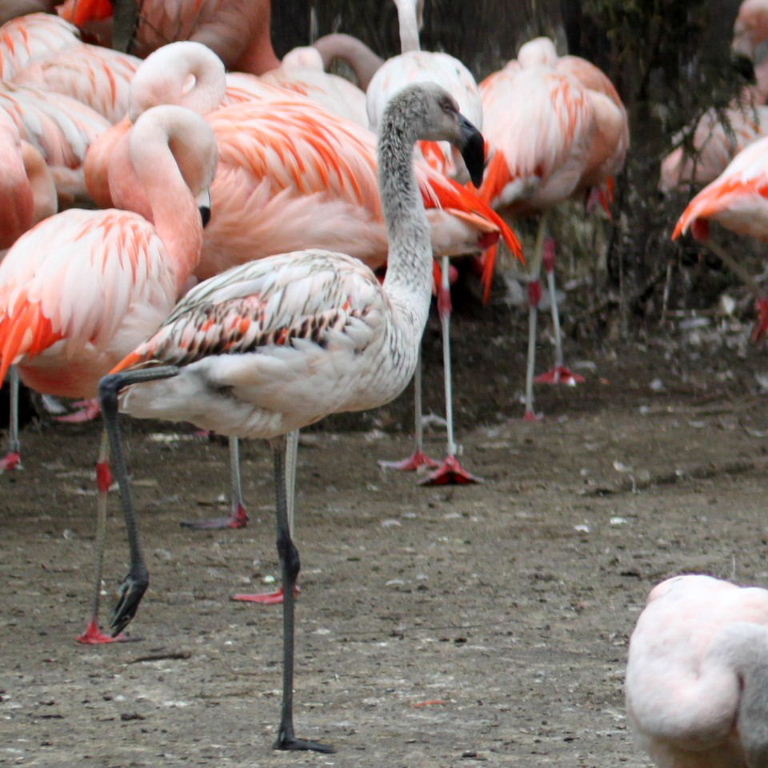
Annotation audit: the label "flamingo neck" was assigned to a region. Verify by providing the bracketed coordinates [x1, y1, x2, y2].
[128, 120, 203, 296]
[378, 109, 433, 342]
[314, 33, 384, 89]
[231, 0, 282, 75]
[395, 0, 422, 53]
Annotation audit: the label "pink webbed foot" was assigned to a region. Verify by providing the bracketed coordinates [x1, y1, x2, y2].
[180, 503, 249, 530]
[231, 585, 301, 605]
[0, 451, 21, 471]
[55, 398, 101, 423]
[378, 450, 440, 472]
[534, 366, 585, 386]
[76, 619, 132, 644]
[419, 455, 482, 485]
[522, 410, 542, 422]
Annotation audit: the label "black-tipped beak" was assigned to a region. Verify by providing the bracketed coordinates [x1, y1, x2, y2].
[196, 188, 212, 228]
[459, 115, 485, 187]
[732, 52, 756, 83]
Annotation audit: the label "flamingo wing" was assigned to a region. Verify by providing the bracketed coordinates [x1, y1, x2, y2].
[0, 208, 173, 389]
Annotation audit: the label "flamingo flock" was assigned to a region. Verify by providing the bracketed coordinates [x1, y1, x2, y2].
[3, 0, 768, 762]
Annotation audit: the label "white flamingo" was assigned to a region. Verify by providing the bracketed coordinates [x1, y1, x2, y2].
[98, 82, 486, 752]
[626, 573, 768, 768]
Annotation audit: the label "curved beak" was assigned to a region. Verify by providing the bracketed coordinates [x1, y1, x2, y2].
[458, 115, 485, 188]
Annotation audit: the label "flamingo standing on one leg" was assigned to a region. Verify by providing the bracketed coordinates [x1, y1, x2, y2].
[98, 82, 485, 752]
[626, 573, 768, 767]
[89, 40, 520, 534]
[366, 0, 493, 484]
[0, 105, 218, 643]
[672, 132, 768, 340]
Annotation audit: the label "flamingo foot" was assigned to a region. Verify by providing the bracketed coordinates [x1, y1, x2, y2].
[534, 366, 585, 386]
[274, 731, 335, 753]
[378, 450, 440, 471]
[523, 410, 543, 422]
[231, 585, 300, 605]
[419, 455, 482, 485]
[54, 399, 101, 423]
[76, 619, 133, 644]
[180, 503, 249, 530]
[0, 451, 21, 471]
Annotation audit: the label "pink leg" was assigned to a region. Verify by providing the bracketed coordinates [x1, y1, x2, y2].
[77, 430, 132, 644]
[181, 436, 249, 529]
[534, 239, 585, 387]
[1, 367, 22, 471]
[55, 398, 101, 423]
[379, 351, 440, 471]
[421, 256, 481, 485]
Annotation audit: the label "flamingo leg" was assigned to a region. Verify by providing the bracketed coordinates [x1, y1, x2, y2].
[0, 367, 22, 471]
[269, 434, 333, 753]
[77, 429, 133, 644]
[421, 256, 480, 485]
[378, 349, 439, 471]
[232, 429, 300, 604]
[534, 240, 585, 387]
[99, 367, 180, 638]
[54, 397, 101, 423]
[523, 215, 547, 421]
[181, 436, 250, 529]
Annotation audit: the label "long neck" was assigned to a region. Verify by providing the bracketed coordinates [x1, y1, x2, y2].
[129, 117, 203, 296]
[378, 112, 433, 342]
[394, 0, 422, 53]
[314, 33, 384, 89]
[231, 0, 282, 75]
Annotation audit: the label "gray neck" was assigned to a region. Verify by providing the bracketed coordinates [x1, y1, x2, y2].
[313, 34, 384, 90]
[377, 109, 433, 340]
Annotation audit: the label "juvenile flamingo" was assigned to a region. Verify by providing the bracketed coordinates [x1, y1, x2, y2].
[366, 0, 489, 483]
[0, 105, 218, 643]
[672, 133, 768, 340]
[99, 82, 486, 752]
[626, 574, 768, 767]
[89, 40, 520, 532]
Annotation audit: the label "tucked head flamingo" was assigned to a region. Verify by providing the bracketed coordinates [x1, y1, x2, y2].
[97, 82, 486, 753]
[626, 574, 768, 767]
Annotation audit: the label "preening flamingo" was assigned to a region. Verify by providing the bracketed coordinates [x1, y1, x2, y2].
[366, 0, 491, 483]
[626, 574, 768, 767]
[98, 82, 486, 752]
[673, 133, 768, 339]
[0, 104, 218, 643]
[480, 36, 628, 419]
[733, 0, 768, 62]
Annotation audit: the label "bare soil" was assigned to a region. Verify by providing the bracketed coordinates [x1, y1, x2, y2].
[2, 301, 768, 768]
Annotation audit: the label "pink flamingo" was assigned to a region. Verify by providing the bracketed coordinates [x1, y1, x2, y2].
[661, 105, 768, 193]
[673, 133, 768, 339]
[480, 36, 628, 419]
[733, 0, 768, 62]
[0, 122, 57, 473]
[12, 40, 141, 123]
[0, 12, 81, 79]
[98, 82, 483, 752]
[626, 574, 768, 767]
[0, 104, 218, 643]
[366, 0, 491, 484]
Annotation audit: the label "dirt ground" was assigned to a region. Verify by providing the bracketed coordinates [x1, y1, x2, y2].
[2, 300, 768, 768]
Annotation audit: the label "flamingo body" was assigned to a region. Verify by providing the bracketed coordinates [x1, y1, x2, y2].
[673, 134, 768, 241]
[626, 574, 768, 768]
[0, 12, 80, 79]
